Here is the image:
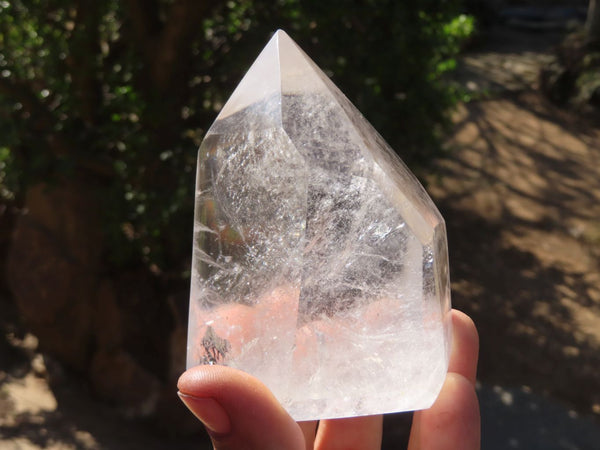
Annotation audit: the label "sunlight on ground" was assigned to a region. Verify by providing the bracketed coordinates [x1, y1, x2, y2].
[429, 92, 600, 419]
[0, 335, 99, 450]
[1, 373, 57, 421]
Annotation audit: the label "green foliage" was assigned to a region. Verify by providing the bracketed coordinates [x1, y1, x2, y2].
[436, 14, 475, 75]
[0, 0, 473, 275]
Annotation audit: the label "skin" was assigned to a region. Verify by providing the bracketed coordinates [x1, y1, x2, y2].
[178, 309, 480, 450]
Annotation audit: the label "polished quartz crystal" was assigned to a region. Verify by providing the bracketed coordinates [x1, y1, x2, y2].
[187, 30, 452, 421]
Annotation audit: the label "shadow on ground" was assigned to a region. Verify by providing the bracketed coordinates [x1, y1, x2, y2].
[479, 383, 600, 450]
[0, 292, 210, 450]
[430, 91, 600, 428]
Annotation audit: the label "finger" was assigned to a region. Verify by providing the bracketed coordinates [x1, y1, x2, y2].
[298, 420, 318, 450]
[448, 309, 479, 385]
[408, 309, 481, 450]
[408, 373, 480, 450]
[314, 414, 383, 450]
[178, 365, 305, 450]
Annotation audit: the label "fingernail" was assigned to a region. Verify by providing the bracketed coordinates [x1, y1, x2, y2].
[177, 392, 231, 435]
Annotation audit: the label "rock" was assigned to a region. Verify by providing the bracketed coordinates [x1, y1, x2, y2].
[7, 182, 102, 370]
[154, 385, 204, 436]
[93, 279, 123, 351]
[6, 181, 187, 422]
[153, 292, 200, 434]
[90, 349, 161, 418]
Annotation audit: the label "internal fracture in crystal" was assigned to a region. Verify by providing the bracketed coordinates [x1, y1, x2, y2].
[187, 30, 452, 421]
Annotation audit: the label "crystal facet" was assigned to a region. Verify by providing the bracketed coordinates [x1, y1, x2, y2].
[187, 30, 452, 421]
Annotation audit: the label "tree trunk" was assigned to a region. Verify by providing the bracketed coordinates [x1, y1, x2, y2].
[587, 0, 600, 44]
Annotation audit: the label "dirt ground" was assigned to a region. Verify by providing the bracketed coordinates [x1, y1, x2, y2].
[433, 24, 600, 421]
[1, 24, 600, 449]
[433, 92, 600, 418]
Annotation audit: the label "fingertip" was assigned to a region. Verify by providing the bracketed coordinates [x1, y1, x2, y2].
[177, 391, 231, 436]
[449, 309, 479, 385]
[451, 309, 478, 345]
[177, 364, 240, 396]
[177, 365, 305, 450]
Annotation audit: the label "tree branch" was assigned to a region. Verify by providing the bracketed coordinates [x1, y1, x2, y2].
[67, 0, 102, 126]
[124, 0, 162, 63]
[151, 0, 210, 91]
[587, 0, 600, 44]
[126, 0, 162, 37]
[125, 0, 226, 94]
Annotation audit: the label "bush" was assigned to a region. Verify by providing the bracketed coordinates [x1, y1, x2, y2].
[0, 0, 472, 276]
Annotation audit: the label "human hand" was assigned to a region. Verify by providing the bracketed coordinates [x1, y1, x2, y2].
[177, 309, 480, 449]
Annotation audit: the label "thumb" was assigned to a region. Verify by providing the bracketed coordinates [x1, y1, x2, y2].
[177, 365, 305, 450]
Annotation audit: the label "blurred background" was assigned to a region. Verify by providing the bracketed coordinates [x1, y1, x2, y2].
[0, 0, 599, 448]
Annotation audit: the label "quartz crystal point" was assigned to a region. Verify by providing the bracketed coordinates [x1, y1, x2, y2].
[187, 30, 452, 421]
